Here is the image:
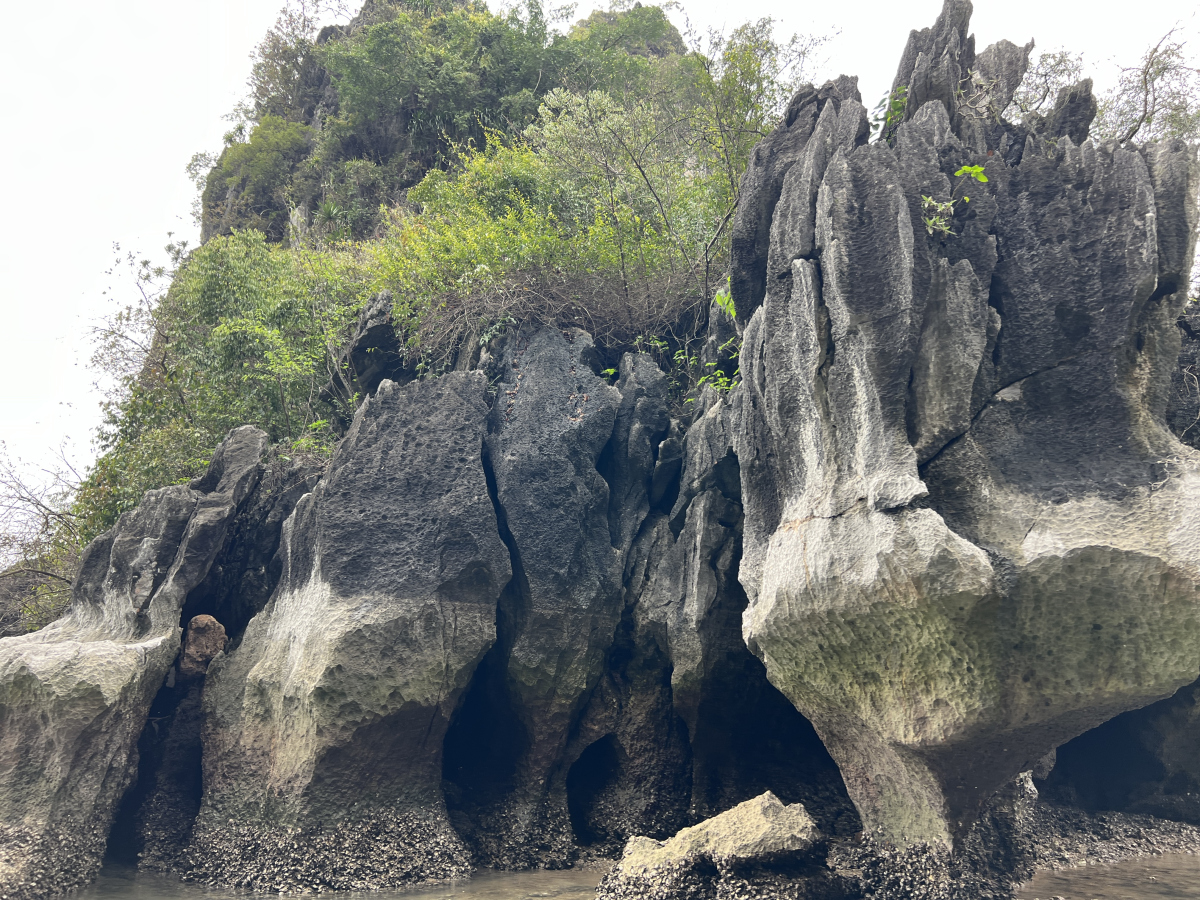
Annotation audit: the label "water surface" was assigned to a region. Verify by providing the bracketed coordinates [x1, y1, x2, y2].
[83, 853, 1200, 900]
[80, 867, 603, 900]
[1015, 852, 1200, 899]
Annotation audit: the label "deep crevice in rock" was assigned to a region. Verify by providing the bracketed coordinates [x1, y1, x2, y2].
[180, 455, 321, 645]
[685, 546, 861, 837]
[442, 441, 534, 849]
[105, 674, 206, 872]
[566, 734, 622, 846]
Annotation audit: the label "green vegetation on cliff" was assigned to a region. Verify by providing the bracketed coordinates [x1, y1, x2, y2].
[72, 0, 818, 541]
[2, 0, 1198, 635]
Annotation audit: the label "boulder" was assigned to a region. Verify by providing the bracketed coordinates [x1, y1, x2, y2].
[177, 615, 226, 679]
[598, 793, 838, 900]
[621, 792, 820, 870]
[731, 0, 1200, 850]
[187, 372, 510, 891]
[0, 426, 268, 899]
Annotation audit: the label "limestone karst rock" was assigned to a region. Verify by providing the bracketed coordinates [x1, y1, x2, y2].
[732, 0, 1200, 850]
[0, 426, 268, 900]
[444, 329, 661, 866]
[187, 373, 511, 890]
[5, 2, 1200, 895]
[110, 454, 322, 874]
[596, 792, 839, 900]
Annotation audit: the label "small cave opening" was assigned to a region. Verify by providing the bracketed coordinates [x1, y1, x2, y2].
[1038, 713, 1167, 811]
[566, 734, 622, 846]
[441, 593, 530, 836]
[1036, 680, 1200, 826]
[105, 674, 205, 868]
[689, 640, 862, 837]
[680, 479, 860, 836]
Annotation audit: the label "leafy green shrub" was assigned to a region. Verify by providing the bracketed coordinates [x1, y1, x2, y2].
[82, 3, 828, 536]
[77, 230, 365, 536]
[203, 116, 313, 241]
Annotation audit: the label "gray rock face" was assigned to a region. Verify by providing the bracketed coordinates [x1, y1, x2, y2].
[731, 0, 1200, 849]
[178, 452, 324, 639]
[188, 373, 509, 891]
[11, 6, 1200, 892]
[597, 397, 859, 844]
[1169, 302, 1200, 449]
[730, 76, 864, 321]
[0, 426, 268, 900]
[112, 455, 322, 877]
[597, 793, 838, 900]
[450, 328, 632, 865]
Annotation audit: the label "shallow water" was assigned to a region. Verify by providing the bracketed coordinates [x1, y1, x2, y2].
[81, 853, 1200, 900]
[1015, 852, 1200, 899]
[79, 867, 603, 900]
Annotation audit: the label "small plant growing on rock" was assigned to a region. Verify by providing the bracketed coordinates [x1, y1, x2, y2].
[921, 165, 988, 235]
[713, 284, 737, 320]
[921, 195, 961, 235]
[955, 164, 988, 184]
[872, 85, 909, 140]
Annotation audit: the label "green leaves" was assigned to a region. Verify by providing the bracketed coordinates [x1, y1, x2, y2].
[921, 195, 957, 237]
[203, 116, 312, 243]
[76, 231, 365, 536]
[954, 164, 988, 183]
[872, 84, 909, 141]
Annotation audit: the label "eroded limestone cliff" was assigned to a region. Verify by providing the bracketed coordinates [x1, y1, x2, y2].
[2, 1, 1199, 898]
[730, 0, 1200, 850]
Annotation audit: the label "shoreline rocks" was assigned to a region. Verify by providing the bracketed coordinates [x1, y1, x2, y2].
[0, 427, 269, 900]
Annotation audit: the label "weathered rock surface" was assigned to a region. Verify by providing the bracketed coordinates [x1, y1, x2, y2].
[8, 5, 1200, 896]
[177, 615, 226, 679]
[731, 0, 1200, 851]
[0, 426, 268, 900]
[730, 76, 865, 322]
[187, 373, 509, 890]
[598, 793, 839, 900]
[627, 397, 859, 834]
[622, 792, 820, 868]
[177, 451, 324, 639]
[105, 454, 322, 876]
[446, 328, 642, 866]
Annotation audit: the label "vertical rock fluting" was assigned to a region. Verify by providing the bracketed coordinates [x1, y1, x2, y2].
[0, 426, 268, 899]
[186, 373, 511, 890]
[630, 395, 860, 835]
[732, 0, 1200, 849]
[448, 328, 667, 866]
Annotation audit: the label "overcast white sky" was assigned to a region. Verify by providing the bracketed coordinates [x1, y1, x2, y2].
[0, 0, 1194, 481]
